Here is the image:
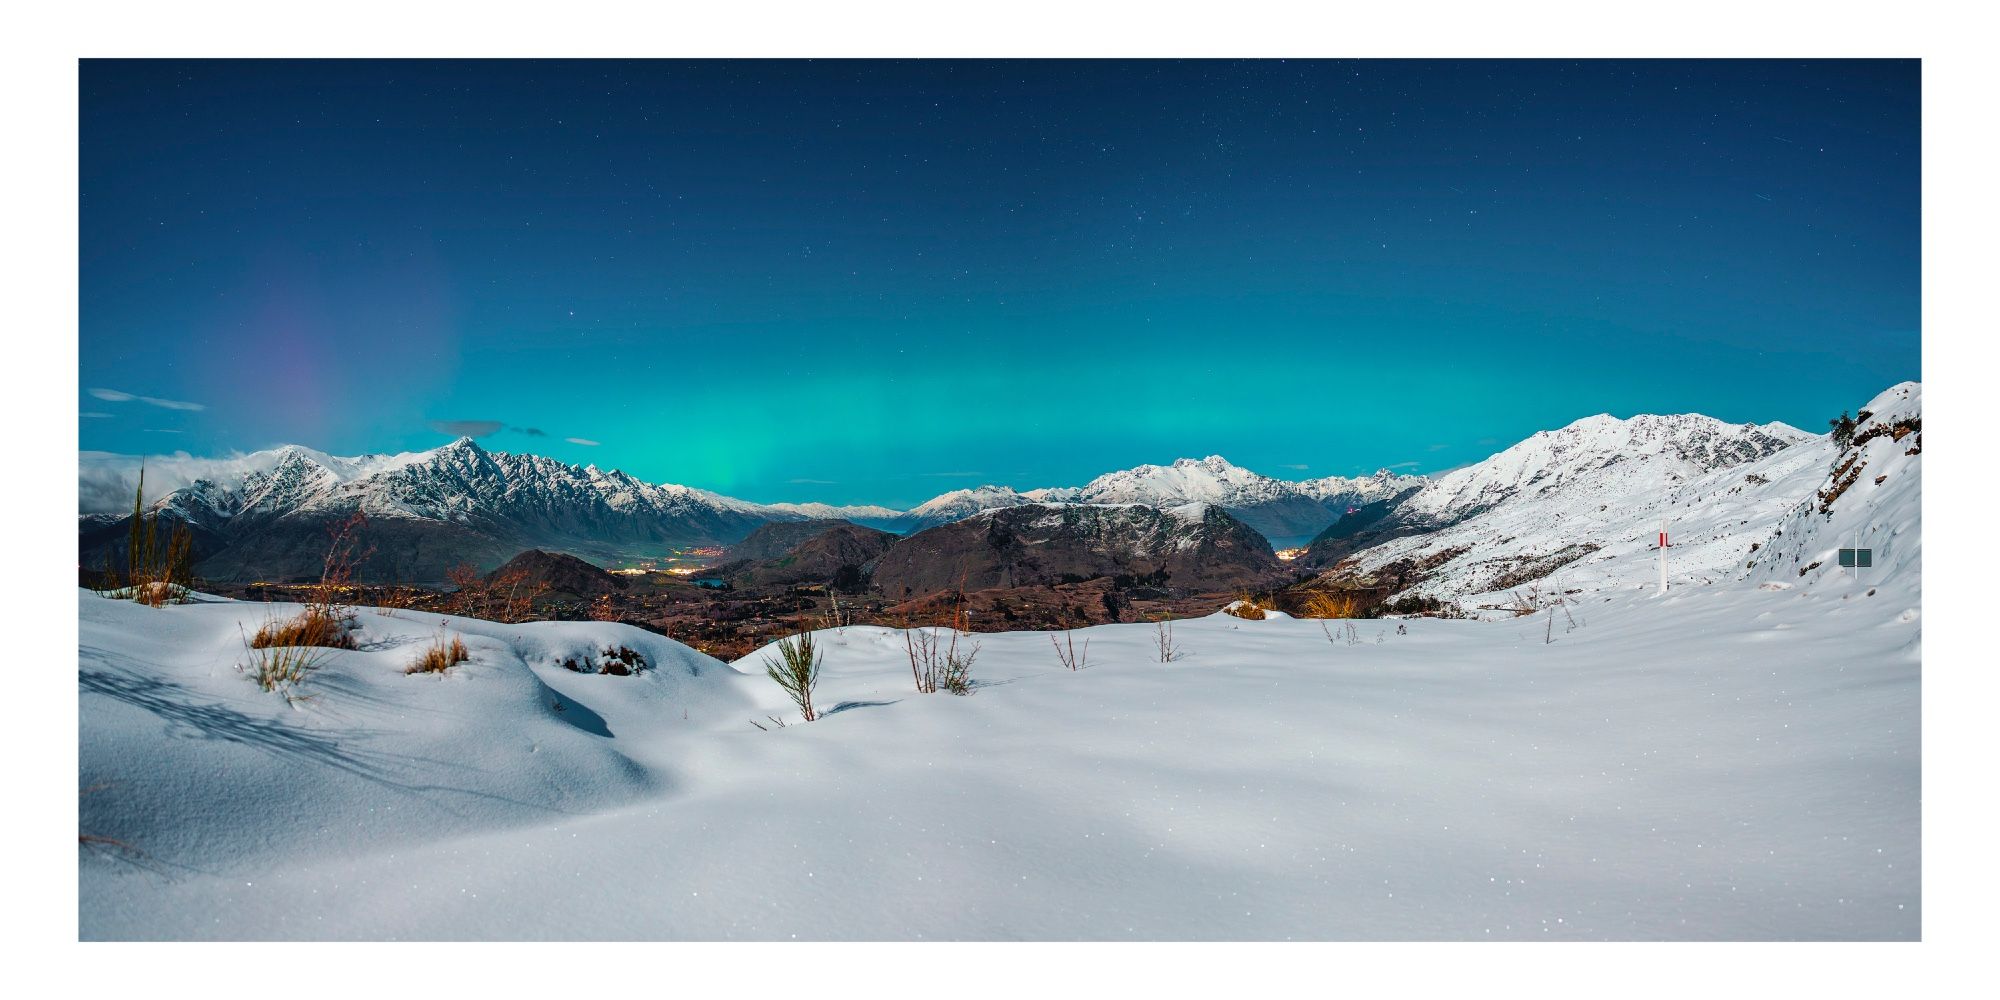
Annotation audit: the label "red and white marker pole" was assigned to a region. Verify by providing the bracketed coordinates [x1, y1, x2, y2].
[1657, 518, 1669, 595]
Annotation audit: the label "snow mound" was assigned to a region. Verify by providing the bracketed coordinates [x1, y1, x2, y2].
[78, 592, 745, 883]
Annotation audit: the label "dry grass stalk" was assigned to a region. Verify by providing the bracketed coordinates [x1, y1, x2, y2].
[1051, 622, 1089, 671]
[118, 465, 196, 607]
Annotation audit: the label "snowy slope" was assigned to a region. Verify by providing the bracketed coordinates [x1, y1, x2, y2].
[1329, 410, 1825, 603]
[1394, 413, 1809, 527]
[80, 578, 1919, 940]
[1752, 382, 1922, 595]
[78, 593, 744, 885]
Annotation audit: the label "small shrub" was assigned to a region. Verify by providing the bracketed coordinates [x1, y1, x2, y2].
[940, 643, 977, 695]
[1154, 615, 1187, 662]
[1051, 627, 1089, 671]
[407, 625, 471, 674]
[562, 645, 649, 675]
[763, 631, 823, 721]
[374, 585, 424, 615]
[901, 584, 979, 694]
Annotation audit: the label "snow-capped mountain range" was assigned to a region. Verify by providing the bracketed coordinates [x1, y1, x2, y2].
[897, 457, 1425, 543]
[78, 397, 1853, 588]
[1308, 397, 1907, 605]
[79, 442, 1424, 577]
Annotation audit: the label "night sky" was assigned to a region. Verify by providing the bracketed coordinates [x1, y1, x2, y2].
[80, 59, 1919, 507]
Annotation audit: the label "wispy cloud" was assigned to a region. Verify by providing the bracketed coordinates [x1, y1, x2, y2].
[142, 429, 183, 434]
[429, 419, 504, 438]
[89, 387, 206, 411]
[1426, 443, 1450, 452]
[1277, 463, 1309, 471]
[1384, 461, 1422, 469]
[788, 477, 837, 485]
[565, 437, 600, 447]
[81, 411, 112, 419]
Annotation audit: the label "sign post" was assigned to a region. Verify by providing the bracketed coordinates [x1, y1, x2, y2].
[1658, 518, 1669, 595]
[1838, 533, 1873, 581]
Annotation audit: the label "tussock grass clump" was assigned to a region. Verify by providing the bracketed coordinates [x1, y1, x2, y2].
[1298, 590, 1361, 620]
[1223, 595, 1268, 620]
[249, 608, 357, 650]
[407, 628, 471, 675]
[239, 623, 328, 695]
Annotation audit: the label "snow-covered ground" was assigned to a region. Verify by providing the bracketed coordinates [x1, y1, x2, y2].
[1350, 383, 1921, 609]
[80, 568, 1918, 940]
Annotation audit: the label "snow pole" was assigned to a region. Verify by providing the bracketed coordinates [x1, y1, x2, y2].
[1658, 518, 1669, 596]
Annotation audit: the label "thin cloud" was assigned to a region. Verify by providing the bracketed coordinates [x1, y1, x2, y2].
[565, 437, 600, 447]
[1277, 463, 1309, 471]
[81, 411, 112, 419]
[513, 426, 549, 437]
[1383, 461, 1422, 470]
[429, 419, 504, 438]
[89, 387, 206, 411]
[1426, 443, 1450, 452]
[788, 478, 837, 485]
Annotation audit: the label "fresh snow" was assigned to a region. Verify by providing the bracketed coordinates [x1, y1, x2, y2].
[81, 581, 1917, 940]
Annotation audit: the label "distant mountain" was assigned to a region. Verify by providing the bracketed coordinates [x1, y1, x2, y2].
[712, 520, 899, 590]
[1056, 456, 1423, 546]
[871, 502, 1283, 599]
[720, 519, 861, 564]
[79, 439, 862, 582]
[889, 457, 1425, 545]
[1304, 409, 1821, 600]
[486, 549, 625, 599]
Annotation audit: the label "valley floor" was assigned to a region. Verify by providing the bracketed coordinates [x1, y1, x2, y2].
[78, 578, 1919, 940]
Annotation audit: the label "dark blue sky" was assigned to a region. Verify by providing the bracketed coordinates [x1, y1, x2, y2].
[80, 59, 1919, 507]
